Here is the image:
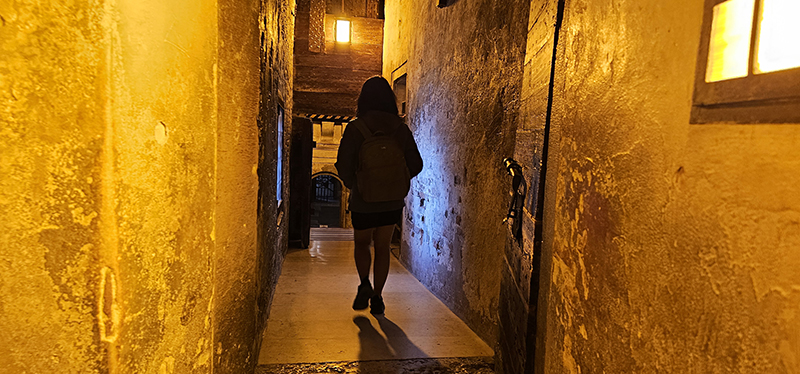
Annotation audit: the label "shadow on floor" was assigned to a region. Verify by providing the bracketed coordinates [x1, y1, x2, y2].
[256, 317, 494, 373]
[354, 315, 431, 363]
[374, 316, 429, 360]
[354, 316, 395, 361]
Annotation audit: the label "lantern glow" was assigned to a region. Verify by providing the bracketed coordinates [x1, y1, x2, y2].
[336, 19, 351, 43]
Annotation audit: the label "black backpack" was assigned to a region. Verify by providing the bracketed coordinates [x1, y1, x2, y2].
[353, 120, 411, 203]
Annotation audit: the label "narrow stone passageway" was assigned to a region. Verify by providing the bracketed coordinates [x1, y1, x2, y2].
[4, 0, 800, 372]
[257, 228, 494, 373]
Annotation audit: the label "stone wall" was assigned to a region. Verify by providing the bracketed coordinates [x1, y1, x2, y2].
[496, 1, 561, 371]
[0, 0, 293, 372]
[255, 1, 296, 367]
[218, 0, 294, 372]
[536, 0, 800, 372]
[294, 0, 383, 117]
[384, 0, 800, 372]
[382, 0, 530, 345]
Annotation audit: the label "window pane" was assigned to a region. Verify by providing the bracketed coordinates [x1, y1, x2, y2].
[277, 107, 284, 202]
[755, 0, 800, 74]
[706, 0, 756, 82]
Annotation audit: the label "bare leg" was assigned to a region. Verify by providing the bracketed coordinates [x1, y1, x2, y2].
[371, 224, 395, 296]
[354, 228, 374, 282]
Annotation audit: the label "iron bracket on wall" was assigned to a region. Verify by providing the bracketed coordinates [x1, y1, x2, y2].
[503, 157, 527, 241]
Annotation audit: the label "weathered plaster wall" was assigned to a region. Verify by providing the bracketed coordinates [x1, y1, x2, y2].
[382, 0, 530, 345]
[538, 0, 800, 372]
[215, 0, 261, 369]
[0, 1, 107, 372]
[0, 0, 292, 372]
[110, 1, 219, 372]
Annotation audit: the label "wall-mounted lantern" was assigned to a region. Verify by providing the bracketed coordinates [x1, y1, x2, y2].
[335, 19, 351, 43]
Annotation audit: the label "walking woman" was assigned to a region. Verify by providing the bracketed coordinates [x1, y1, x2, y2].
[335, 76, 423, 315]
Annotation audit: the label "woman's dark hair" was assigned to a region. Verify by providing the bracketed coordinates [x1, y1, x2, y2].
[356, 76, 398, 117]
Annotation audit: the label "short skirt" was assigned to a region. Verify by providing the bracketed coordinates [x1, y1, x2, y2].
[350, 209, 403, 230]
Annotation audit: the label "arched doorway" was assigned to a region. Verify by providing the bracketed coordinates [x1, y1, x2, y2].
[311, 173, 345, 228]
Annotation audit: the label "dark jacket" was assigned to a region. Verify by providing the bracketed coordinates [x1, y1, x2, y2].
[335, 110, 423, 213]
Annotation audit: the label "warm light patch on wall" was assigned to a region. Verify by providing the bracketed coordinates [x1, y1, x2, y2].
[755, 0, 800, 74]
[706, 0, 756, 82]
[336, 19, 351, 43]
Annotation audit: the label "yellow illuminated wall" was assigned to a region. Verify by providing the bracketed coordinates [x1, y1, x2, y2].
[0, 0, 294, 372]
[533, 0, 800, 372]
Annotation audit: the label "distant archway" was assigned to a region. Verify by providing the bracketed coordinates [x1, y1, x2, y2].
[311, 172, 345, 228]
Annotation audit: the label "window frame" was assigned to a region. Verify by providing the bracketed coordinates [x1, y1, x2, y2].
[692, 0, 800, 124]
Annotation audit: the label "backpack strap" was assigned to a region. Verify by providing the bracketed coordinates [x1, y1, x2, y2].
[353, 120, 373, 140]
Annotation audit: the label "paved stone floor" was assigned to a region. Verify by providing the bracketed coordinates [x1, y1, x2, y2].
[256, 357, 494, 373]
[257, 228, 494, 371]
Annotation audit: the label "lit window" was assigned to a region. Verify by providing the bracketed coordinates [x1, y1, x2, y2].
[755, 0, 800, 74]
[335, 19, 351, 43]
[706, 0, 755, 82]
[692, 0, 800, 123]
